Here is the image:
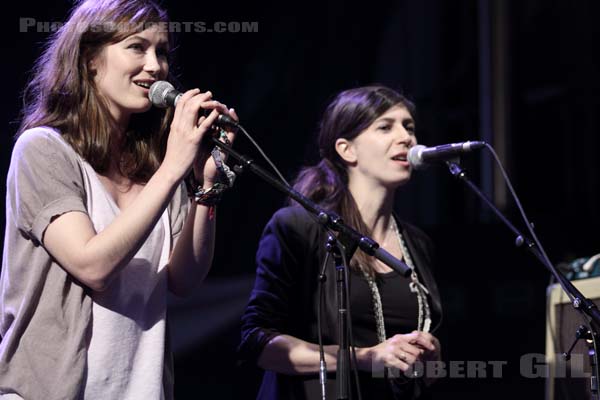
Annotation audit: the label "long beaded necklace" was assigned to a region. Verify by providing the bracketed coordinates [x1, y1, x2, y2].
[360, 218, 432, 345]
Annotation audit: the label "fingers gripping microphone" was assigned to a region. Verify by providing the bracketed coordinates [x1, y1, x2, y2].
[407, 141, 485, 170]
[148, 81, 239, 128]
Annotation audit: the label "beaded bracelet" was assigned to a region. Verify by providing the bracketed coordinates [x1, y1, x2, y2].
[193, 182, 229, 206]
[184, 129, 236, 207]
[211, 141, 236, 188]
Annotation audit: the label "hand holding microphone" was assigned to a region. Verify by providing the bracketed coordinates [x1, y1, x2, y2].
[149, 81, 239, 129]
[149, 81, 238, 194]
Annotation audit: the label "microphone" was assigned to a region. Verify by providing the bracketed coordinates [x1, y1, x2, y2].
[407, 141, 485, 169]
[148, 80, 239, 128]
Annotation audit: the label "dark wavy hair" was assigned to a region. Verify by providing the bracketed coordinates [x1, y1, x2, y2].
[18, 0, 176, 183]
[292, 85, 416, 274]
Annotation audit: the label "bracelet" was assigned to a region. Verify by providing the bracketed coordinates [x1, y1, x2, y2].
[193, 182, 229, 206]
[211, 141, 236, 188]
[184, 129, 236, 206]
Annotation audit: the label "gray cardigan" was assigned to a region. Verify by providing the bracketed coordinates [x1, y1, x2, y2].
[0, 127, 188, 399]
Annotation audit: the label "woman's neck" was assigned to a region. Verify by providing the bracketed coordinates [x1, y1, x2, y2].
[348, 178, 395, 240]
[101, 122, 130, 182]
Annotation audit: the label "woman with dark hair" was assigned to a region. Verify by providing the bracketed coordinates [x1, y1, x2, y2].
[240, 86, 442, 399]
[0, 0, 236, 398]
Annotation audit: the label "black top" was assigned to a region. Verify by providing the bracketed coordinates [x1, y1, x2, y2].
[239, 206, 442, 399]
[350, 269, 419, 344]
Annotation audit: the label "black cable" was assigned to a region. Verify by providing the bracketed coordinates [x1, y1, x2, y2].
[317, 251, 331, 400]
[230, 123, 393, 399]
[484, 143, 597, 399]
[483, 144, 574, 301]
[234, 124, 290, 187]
[231, 124, 346, 248]
[338, 242, 363, 400]
[233, 125, 364, 399]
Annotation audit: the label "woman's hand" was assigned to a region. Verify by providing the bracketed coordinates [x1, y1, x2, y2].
[160, 89, 232, 183]
[357, 331, 441, 374]
[413, 331, 441, 364]
[412, 330, 442, 384]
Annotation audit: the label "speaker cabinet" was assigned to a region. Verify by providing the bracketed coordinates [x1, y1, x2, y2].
[546, 276, 600, 400]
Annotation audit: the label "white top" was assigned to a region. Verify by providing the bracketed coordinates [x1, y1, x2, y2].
[80, 161, 171, 400]
[1, 127, 187, 399]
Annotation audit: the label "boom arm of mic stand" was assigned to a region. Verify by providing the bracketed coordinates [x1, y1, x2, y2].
[445, 161, 600, 329]
[210, 136, 411, 277]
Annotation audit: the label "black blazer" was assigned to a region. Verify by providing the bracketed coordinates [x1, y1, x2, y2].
[239, 205, 442, 399]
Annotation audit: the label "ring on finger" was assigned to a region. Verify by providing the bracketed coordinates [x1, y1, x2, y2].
[399, 352, 407, 361]
[219, 129, 231, 145]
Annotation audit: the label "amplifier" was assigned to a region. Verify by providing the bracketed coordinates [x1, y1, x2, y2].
[545, 276, 600, 400]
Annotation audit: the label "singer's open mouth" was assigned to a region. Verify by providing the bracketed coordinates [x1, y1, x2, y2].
[133, 80, 155, 89]
[392, 155, 407, 161]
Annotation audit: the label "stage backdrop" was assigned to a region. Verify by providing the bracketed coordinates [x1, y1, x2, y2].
[2, 1, 599, 399]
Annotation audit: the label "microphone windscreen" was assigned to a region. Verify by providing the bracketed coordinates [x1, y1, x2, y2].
[407, 145, 426, 170]
[149, 81, 176, 108]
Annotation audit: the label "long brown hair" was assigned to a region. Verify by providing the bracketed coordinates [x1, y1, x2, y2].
[18, 0, 175, 183]
[292, 85, 416, 274]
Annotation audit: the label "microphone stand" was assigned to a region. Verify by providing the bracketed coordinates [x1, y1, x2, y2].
[210, 137, 411, 399]
[328, 238, 351, 399]
[445, 160, 600, 397]
[210, 137, 411, 277]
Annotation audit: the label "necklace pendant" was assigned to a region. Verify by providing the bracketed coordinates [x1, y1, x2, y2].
[416, 281, 430, 295]
[409, 281, 418, 293]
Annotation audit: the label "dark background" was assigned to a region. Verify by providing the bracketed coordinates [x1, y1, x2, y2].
[2, 0, 600, 399]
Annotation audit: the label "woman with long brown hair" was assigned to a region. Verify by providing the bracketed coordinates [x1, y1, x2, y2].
[0, 0, 236, 398]
[240, 86, 442, 399]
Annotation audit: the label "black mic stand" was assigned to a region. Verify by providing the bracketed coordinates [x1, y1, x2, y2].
[210, 137, 411, 277]
[445, 160, 600, 398]
[562, 324, 599, 398]
[329, 232, 364, 399]
[326, 237, 352, 399]
[210, 137, 411, 400]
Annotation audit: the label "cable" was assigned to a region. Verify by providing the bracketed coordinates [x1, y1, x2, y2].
[232, 124, 342, 241]
[233, 121, 370, 399]
[338, 242, 363, 400]
[317, 251, 331, 400]
[483, 143, 575, 301]
[484, 143, 588, 399]
[235, 124, 290, 187]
